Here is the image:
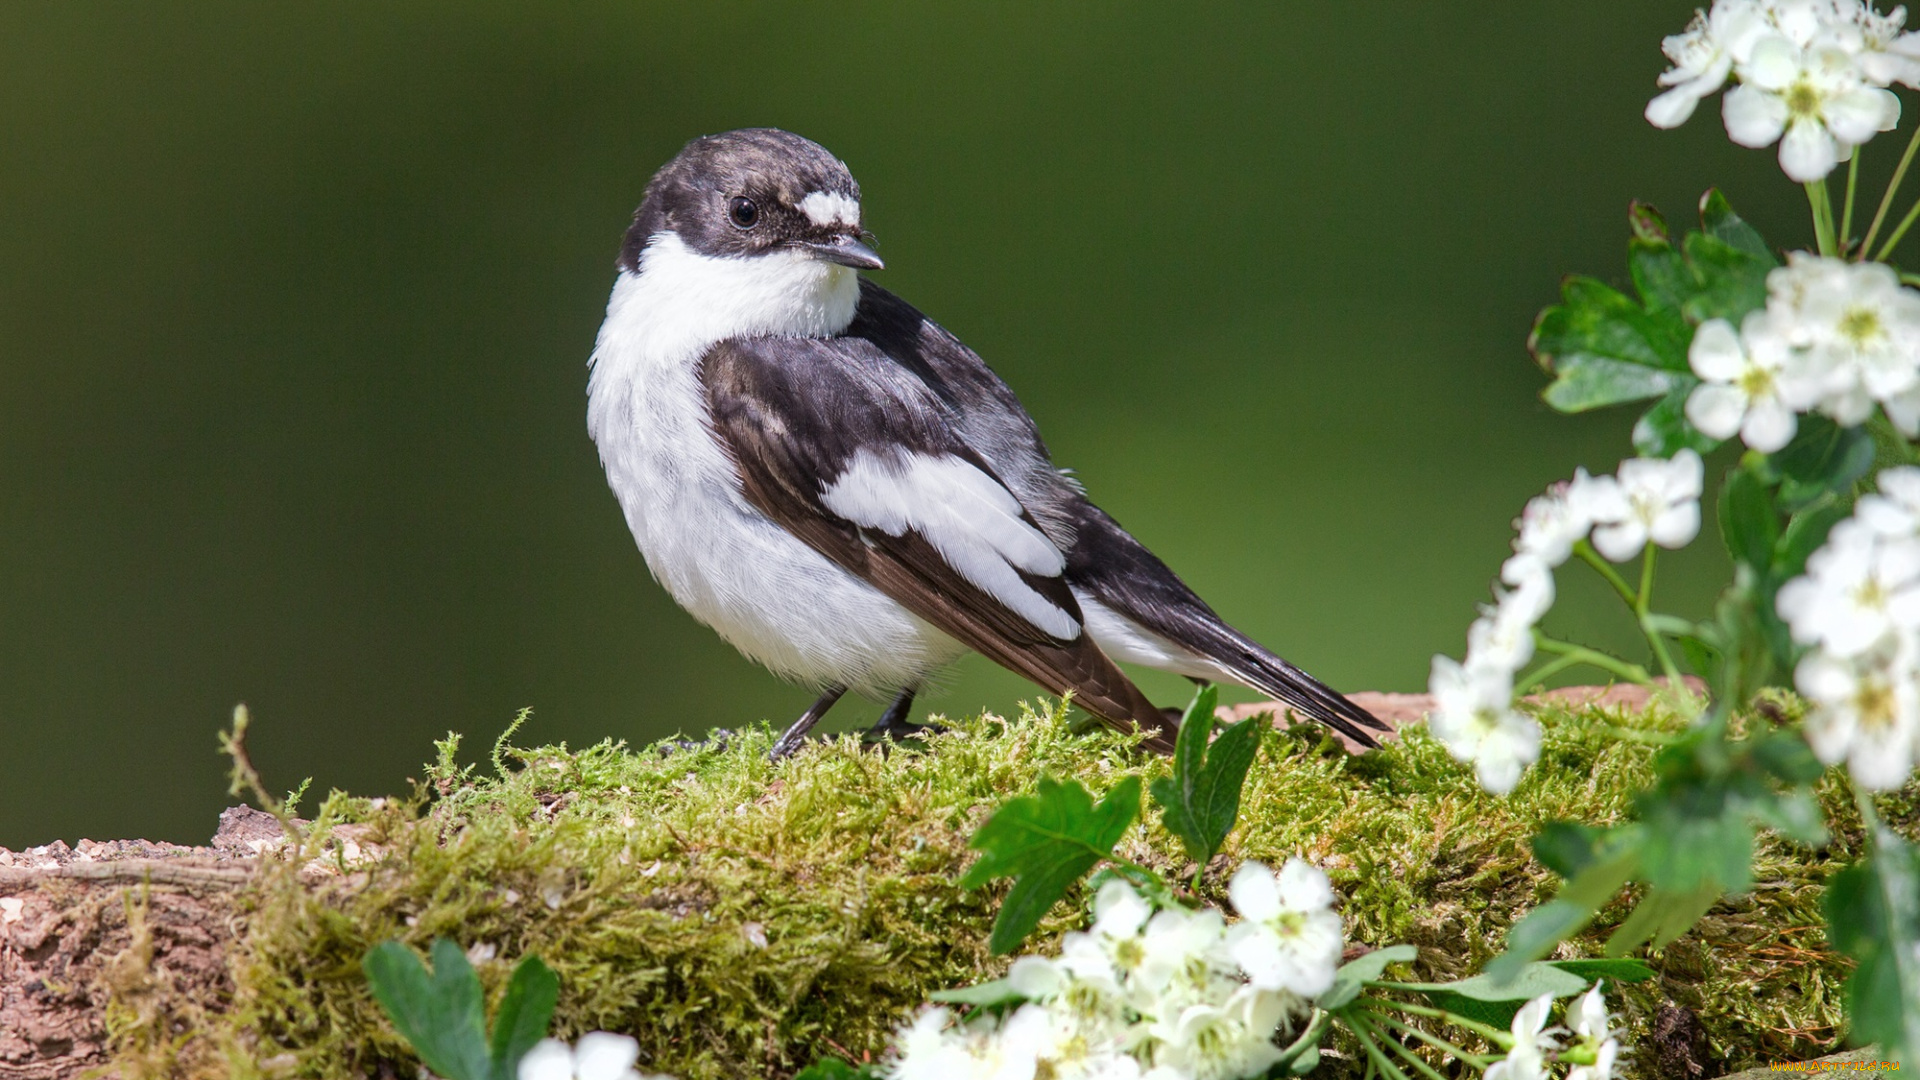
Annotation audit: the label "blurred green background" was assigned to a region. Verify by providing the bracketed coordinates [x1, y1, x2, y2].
[0, 3, 1849, 847]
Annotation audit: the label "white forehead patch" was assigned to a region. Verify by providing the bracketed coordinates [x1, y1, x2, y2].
[798, 190, 861, 229]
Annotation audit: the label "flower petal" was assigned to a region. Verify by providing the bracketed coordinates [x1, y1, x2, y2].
[1685, 381, 1748, 438]
[1227, 861, 1282, 921]
[1646, 85, 1705, 128]
[1779, 120, 1839, 181]
[1723, 83, 1789, 146]
[573, 1033, 642, 1080]
[1687, 318, 1747, 380]
[1741, 398, 1798, 452]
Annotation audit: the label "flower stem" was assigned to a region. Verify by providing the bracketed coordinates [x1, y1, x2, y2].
[1636, 546, 1686, 687]
[1532, 633, 1656, 687]
[1352, 996, 1513, 1046]
[1357, 1006, 1496, 1067]
[1807, 180, 1838, 257]
[1875, 195, 1920, 261]
[1275, 1009, 1334, 1073]
[1855, 782, 1884, 845]
[1843, 150, 1862, 251]
[1346, 1011, 1417, 1080]
[1574, 540, 1639, 608]
[1517, 651, 1590, 690]
[1863, 123, 1920, 259]
[1357, 1012, 1458, 1080]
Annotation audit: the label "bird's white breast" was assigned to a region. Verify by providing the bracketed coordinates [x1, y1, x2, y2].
[586, 233, 967, 694]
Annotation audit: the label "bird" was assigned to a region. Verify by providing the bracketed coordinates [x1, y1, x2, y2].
[586, 128, 1389, 758]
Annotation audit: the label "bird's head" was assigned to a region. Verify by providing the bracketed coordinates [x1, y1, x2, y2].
[620, 128, 882, 275]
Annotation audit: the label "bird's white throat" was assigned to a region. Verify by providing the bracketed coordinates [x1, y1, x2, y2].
[593, 232, 861, 378]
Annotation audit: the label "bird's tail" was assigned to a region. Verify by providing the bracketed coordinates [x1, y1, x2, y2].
[1205, 625, 1392, 749]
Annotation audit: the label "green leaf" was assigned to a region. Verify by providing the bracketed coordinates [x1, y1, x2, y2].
[1531, 822, 1603, 879]
[1750, 729, 1825, 784]
[1719, 465, 1781, 574]
[1632, 385, 1718, 457]
[1700, 188, 1778, 263]
[1776, 500, 1849, 580]
[1606, 882, 1722, 954]
[1639, 795, 1754, 894]
[487, 955, 559, 1080]
[1772, 415, 1875, 510]
[1318, 944, 1419, 1010]
[928, 977, 1026, 1009]
[1489, 841, 1640, 981]
[960, 775, 1142, 955]
[1490, 901, 1597, 983]
[1540, 352, 1692, 412]
[1534, 194, 1775, 453]
[363, 939, 493, 1080]
[1678, 232, 1773, 323]
[1546, 957, 1657, 984]
[1150, 685, 1262, 867]
[1398, 962, 1591, 1028]
[795, 1058, 883, 1080]
[1826, 832, 1920, 1061]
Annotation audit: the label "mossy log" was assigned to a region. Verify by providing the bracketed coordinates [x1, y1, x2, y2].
[0, 696, 1898, 1080]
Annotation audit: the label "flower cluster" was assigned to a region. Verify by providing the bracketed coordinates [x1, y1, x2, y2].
[1485, 985, 1625, 1080]
[1688, 254, 1920, 448]
[886, 862, 1343, 1080]
[1777, 466, 1920, 789]
[1429, 453, 1704, 795]
[1646, 0, 1914, 180]
[518, 1033, 675, 1080]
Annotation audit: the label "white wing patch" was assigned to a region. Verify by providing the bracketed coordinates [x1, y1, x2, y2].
[821, 447, 1080, 640]
[798, 190, 862, 229]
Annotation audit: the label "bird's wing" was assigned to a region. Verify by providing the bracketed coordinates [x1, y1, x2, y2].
[699, 334, 1173, 749]
[843, 282, 1388, 748]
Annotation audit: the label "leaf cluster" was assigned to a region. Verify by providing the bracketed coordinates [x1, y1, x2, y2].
[362, 939, 558, 1080]
[1532, 191, 1775, 456]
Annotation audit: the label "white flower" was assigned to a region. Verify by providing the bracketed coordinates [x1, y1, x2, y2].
[1723, 31, 1901, 180]
[1468, 561, 1555, 674]
[1133, 905, 1232, 1009]
[1586, 451, 1704, 562]
[1849, 2, 1920, 86]
[1765, 255, 1920, 423]
[1145, 986, 1288, 1080]
[1091, 879, 1153, 944]
[1514, 485, 1595, 567]
[1685, 314, 1798, 451]
[517, 1033, 668, 1080]
[1776, 518, 1920, 656]
[1567, 982, 1614, 1042]
[886, 1005, 1051, 1080]
[1648, 1, 1774, 127]
[1485, 995, 1562, 1080]
[1427, 656, 1543, 795]
[1797, 635, 1920, 789]
[1223, 859, 1344, 998]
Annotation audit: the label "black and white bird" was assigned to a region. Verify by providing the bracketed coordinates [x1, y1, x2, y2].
[587, 128, 1388, 757]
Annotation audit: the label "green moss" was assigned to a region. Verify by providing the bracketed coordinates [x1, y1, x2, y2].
[119, 697, 1897, 1079]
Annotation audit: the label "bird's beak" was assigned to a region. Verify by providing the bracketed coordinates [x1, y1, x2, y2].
[805, 234, 884, 271]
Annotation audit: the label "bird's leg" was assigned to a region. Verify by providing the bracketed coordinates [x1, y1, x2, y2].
[869, 688, 917, 736]
[863, 687, 948, 751]
[769, 684, 847, 760]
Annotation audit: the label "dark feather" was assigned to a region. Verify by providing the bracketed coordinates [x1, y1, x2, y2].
[699, 334, 1175, 751]
[845, 281, 1389, 748]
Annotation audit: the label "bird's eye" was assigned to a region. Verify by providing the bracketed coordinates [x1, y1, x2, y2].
[727, 196, 759, 229]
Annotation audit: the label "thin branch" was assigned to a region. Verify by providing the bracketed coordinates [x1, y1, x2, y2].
[1863, 123, 1920, 258]
[1842, 150, 1862, 250]
[1573, 540, 1639, 608]
[1532, 633, 1657, 687]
